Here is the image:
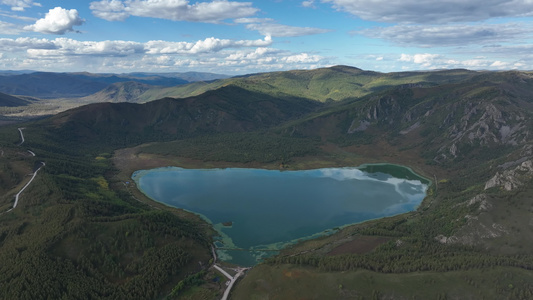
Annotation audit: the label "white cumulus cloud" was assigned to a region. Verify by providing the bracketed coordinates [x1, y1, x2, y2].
[0, 35, 272, 57]
[321, 0, 533, 23]
[221, 47, 326, 72]
[398, 52, 522, 70]
[90, 0, 259, 22]
[0, 35, 329, 73]
[0, 37, 57, 51]
[284, 53, 322, 63]
[1, 0, 41, 11]
[145, 35, 272, 54]
[225, 47, 279, 61]
[399, 53, 441, 66]
[24, 7, 84, 35]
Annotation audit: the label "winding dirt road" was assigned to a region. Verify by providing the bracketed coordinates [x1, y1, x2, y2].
[17, 127, 25, 145]
[1, 128, 44, 214]
[8, 162, 45, 212]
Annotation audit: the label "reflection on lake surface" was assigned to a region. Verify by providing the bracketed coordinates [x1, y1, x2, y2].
[133, 165, 428, 266]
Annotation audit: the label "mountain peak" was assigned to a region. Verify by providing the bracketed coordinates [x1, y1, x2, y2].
[329, 65, 363, 71]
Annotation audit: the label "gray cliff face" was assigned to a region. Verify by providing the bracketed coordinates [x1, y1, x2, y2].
[467, 194, 492, 211]
[485, 160, 533, 191]
[435, 101, 530, 162]
[448, 103, 524, 146]
[344, 77, 533, 165]
[435, 193, 508, 246]
[435, 157, 533, 248]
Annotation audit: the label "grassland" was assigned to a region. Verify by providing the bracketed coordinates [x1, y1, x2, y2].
[233, 265, 533, 300]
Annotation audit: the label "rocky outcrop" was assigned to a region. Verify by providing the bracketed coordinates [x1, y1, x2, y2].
[485, 160, 533, 191]
[437, 102, 529, 161]
[467, 194, 492, 211]
[435, 221, 509, 245]
[347, 120, 370, 133]
[435, 192, 508, 246]
[364, 96, 403, 123]
[399, 121, 420, 135]
[348, 91, 432, 134]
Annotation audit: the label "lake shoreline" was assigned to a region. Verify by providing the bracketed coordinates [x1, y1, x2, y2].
[132, 164, 429, 266]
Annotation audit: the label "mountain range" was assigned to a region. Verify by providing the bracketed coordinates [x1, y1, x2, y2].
[0, 70, 229, 99]
[1, 66, 533, 299]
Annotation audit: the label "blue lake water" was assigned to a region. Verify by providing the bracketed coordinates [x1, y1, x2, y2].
[132, 165, 428, 266]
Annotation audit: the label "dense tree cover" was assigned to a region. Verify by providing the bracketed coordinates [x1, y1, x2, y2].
[168, 270, 207, 298]
[141, 132, 320, 164]
[0, 125, 213, 299]
[268, 241, 533, 273]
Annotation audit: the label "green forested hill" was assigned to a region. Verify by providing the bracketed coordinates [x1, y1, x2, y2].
[0, 66, 480, 117]
[0, 127, 214, 299]
[134, 65, 478, 103]
[2, 67, 533, 299]
[42, 85, 322, 149]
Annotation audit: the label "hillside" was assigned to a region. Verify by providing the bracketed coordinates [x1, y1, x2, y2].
[0, 72, 110, 98]
[79, 81, 154, 103]
[279, 70, 533, 151]
[125, 71, 230, 82]
[0, 66, 480, 116]
[0, 125, 215, 299]
[133, 65, 479, 103]
[42, 85, 322, 149]
[2, 67, 533, 299]
[0, 92, 30, 107]
[69, 72, 189, 86]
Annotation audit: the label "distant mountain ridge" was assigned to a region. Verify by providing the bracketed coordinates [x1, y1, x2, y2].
[0, 92, 30, 107]
[0, 71, 229, 99]
[125, 71, 230, 82]
[126, 65, 480, 103]
[0, 66, 482, 110]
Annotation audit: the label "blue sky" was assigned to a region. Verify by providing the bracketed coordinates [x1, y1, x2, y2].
[1, 0, 533, 75]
